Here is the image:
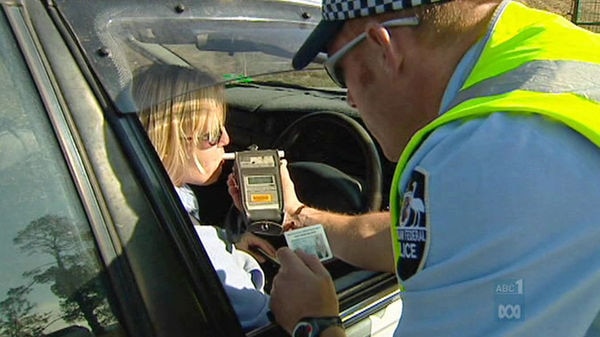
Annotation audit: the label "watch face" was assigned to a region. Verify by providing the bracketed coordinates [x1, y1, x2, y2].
[292, 321, 314, 337]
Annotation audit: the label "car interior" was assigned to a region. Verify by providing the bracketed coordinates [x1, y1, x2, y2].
[203, 81, 397, 295]
[22, 0, 403, 335]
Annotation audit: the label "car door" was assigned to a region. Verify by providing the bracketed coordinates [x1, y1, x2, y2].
[0, 1, 246, 336]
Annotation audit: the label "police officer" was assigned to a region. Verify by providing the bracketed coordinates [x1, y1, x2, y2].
[270, 0, 600, 336]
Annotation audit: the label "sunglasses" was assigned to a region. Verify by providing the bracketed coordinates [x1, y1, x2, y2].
[184, 126, 224, 146]
[324, 16, 420, 88]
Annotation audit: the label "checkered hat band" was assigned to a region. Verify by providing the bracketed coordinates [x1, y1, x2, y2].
[323, 0, 441, 20]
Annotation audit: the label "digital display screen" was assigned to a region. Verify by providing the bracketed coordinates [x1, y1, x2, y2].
[248, 175, 274, 185]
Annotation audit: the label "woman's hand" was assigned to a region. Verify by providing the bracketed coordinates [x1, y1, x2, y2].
[228, 159, 306, 230]
[226, 171, 243, 211]
[280, 160, 303, 212]
[235, 232, 276, 263]
[280, 160, 307, 230]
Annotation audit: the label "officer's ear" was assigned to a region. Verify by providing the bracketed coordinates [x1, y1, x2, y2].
[365, 22, 404, 77]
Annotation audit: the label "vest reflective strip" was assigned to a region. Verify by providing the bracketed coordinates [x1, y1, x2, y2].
[464, 1, 600, 89]
[449, 60, 600, 111]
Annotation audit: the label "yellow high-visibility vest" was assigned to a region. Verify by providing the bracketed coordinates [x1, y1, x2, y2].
[390, 1, 600, 282]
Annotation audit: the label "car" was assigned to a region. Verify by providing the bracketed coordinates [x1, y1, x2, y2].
[0, 0, 402, 336]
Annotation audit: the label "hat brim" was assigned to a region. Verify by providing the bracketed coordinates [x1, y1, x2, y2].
[292, 19, 345, 70]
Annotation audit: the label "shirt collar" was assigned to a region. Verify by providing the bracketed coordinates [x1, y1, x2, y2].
[175, 184, 200, 220]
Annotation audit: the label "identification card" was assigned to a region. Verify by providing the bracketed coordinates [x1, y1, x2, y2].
[284, 224, 333, 262]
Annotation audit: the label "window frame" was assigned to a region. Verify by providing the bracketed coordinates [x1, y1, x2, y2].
[2, 1, 248, 336]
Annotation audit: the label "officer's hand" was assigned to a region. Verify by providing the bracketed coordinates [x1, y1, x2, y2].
[270, 247, 339, 333]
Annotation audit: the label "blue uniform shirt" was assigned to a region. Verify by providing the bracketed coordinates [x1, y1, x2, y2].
[394, 17, 600, 337]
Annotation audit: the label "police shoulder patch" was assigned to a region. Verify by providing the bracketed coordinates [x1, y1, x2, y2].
[396, 166, 430, 281]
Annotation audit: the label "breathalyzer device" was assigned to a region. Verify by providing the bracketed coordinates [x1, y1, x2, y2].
[224, 147, 285, 235]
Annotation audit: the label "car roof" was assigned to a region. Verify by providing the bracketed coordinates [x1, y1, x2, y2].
[54, 0, 323, 113]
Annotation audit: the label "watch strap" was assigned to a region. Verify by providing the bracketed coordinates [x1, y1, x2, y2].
[292, 316, 343, 337]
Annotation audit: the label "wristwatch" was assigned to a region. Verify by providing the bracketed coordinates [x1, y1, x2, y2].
[292, 316, 343, 337]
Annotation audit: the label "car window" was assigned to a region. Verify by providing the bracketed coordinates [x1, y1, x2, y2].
[53, 0, 330, 114]
[0, 13, 124, 337]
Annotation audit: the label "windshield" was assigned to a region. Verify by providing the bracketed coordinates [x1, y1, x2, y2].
[55, 0, 334, 113]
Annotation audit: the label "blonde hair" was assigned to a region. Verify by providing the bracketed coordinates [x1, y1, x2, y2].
[132, 64, 226, 186]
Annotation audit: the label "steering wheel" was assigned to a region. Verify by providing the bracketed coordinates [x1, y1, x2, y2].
[272, 111, 383, 213]
[223, 111, 383, 242]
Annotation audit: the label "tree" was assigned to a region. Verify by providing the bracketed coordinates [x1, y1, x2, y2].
[0, 285, 51, 337]
[13, 214, 113, 334]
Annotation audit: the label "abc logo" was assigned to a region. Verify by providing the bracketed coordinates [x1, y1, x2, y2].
[498, 304, 521, 320]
